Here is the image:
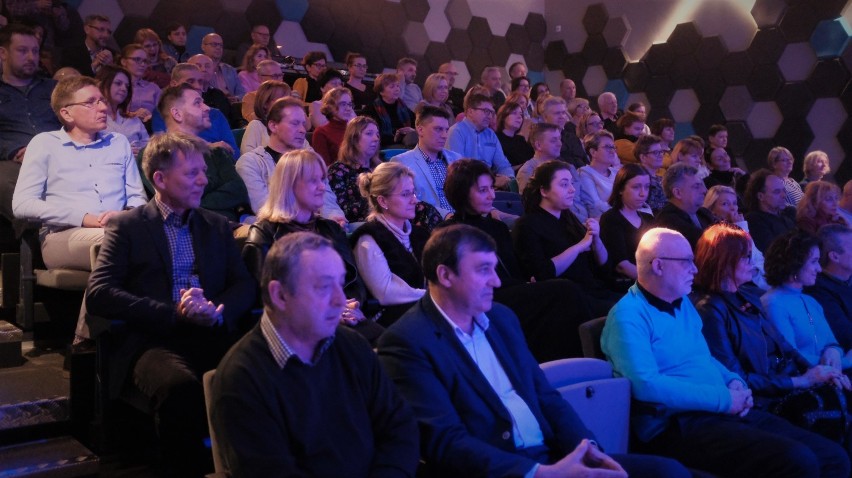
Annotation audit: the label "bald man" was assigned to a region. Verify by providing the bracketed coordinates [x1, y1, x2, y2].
[602, 228, 850, 478]
[560, 78, 576, 102]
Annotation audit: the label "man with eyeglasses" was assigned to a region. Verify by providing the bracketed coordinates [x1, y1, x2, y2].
[201, 32, 245, 101]
[654, 163, 714, 250]
[235, 24, 283, 68]
[60, 13, 114, 77]
[12, 76, 146, 271]
[447, 93, 515, 190]
[241, 60, 284, 122]
[438, 62, 465, 116]
[0, 24, 62, 251]
[602, 227, 851, 478]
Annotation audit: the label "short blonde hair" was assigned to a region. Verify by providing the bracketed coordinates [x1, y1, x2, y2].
[797, 180, 841, 223]
[803, 150, 830, 177]
[703, 185, 736, 211]
[357, 162, 415, 217]
[422, 73, 449, 104]
[51, 76, 99, 125]
[320, 86, 351, 118]
[257, 150, 327, 222]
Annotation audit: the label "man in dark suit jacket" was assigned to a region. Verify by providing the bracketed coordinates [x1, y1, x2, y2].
[377, 224, 689, 478]
[654, 162, 715, 250]
[86, 131, 255, 477]
[60, 13, 114, 77]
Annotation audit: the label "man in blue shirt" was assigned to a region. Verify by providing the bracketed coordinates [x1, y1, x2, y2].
[378, 224, 689, 478]
[602, 227, 850, 478]
[447, 92, 515, 190]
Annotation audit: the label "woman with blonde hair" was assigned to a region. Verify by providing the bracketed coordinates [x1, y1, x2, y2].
[768, 146, 804, 206]
[312, 86, 356, 166]
[704, 185, 768, 289]
[419, 72, 454, 124]
[796, 181, 848, 235]
[134, 28, 175, 87]
[242, 149, 380, 338]
[237, 44, 270, 94]
[351, 162, 430, 325]
[801, 151, 831, 188]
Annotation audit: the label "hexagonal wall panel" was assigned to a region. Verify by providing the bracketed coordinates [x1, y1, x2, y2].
[810, 18, 852, 59]
[693, 70, 727, 105]
[525, 42, 545, 71]
[525, 13, 547, 44]
[748, 27, 786, 65]
[424, 41, 452, 72]
[582, 3, 609, 35]
[602, 47, 627, 79]
[582, 65, 608, 96]
[778, 42, 817, 82]
[245, 0, 283, 36]
[488, 36, 511, 67]
[622, 61, 650, 92]
[645, 76, 675, 110]
[276, 0, 308, 22]
[604, 78, 629, 109]
[643, 43, 674, 76]
[667, 22, 702, 56]
[544, 40, 568, 71]
[276, 20, 332, 61]
[301, 4, 335, 44]
[726, 122, 753, 157]
[748, 102, 784, 138]
[403, 21, 430, 56]
[674, 122, 696, 142]
[807, 98, 847, 139]
[445, 0, 472, 29]
[720, 86, 755, 121]
[669, 55, 699, 89]
[466, 47, 492, 84]
[450, 59, 471, 91]
[751, 0, 787, 28]
[775, 117, 815, 161]
[115, 16, 153, 48]
[693, 104, 726, 136]
[582, 34, 608, 65]
[467, 16, 492, 48]
[213, 11, 251, 49]
[744, 138, 776, 171]
[117, 0, 156, 18]
[446, 28, 473, 60]
[669, 89, 700, 123]
[603, 15, 630, 49]
[402, 0, 430, 23]
[562, 54, 589, 86]
[506, 24, 531, 54]
[808, 59, 851, 97]
[780, 3, 820, 42]
[186, 25, 214, 56]
[776, 82, 816, 117]
[79, 0, 123, 31]
[747, 63, 784, 101]
[692, 2, 757, 52]
[423, 0, 452, 42]
[625, 92, 649, 112]
[720, 51, 755, 85]
[696, 36, 728, 70]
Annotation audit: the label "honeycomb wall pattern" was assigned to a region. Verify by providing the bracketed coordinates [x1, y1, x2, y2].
[110, 0, 852, 182]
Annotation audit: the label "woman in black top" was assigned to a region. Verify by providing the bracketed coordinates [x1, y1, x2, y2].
[242, 149, 382, 341]
[363, 73, 415, 148]
[513, 160, 620, 315]
[599, 163, 654, 285]
[495, 99, 534, 169]
[441, 159, 596, 360]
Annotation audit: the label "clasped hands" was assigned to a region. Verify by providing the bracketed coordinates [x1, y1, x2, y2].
[340, 299, 366, 326]
[178, 287, 224, 327]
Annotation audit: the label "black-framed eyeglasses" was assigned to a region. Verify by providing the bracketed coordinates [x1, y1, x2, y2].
[653, 256, 694, 264]
[86, 24, 112, 35]
[643, 150, 665, 157]
[64, 98, 108, 109]
[126, 56, 149, 65]
[472, 107, 495, 116]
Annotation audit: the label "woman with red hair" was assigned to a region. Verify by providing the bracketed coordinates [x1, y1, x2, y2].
[797, 181, 848, 235]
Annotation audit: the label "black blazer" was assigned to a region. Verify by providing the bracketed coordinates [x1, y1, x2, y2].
[86, 200, 256, 398]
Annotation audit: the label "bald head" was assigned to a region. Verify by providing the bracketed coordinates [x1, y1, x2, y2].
[636, 228, 696, 302]
[560, 78, 576, 101]
[201, 33, 223, 61]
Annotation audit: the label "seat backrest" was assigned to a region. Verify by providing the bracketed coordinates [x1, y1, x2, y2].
[578, 316, 607, 359]
[202, 370, 228, 476]
[540, 358, 630, 454]
[493, 191, 523, 216]
[380, 149, 408, 162]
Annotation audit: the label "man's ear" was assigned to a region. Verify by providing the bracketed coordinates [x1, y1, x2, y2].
[267, 280, 287, 312]
[152, 170, 166, 190]
[170, 106, 182, 123]
[435, 264, 455, 288]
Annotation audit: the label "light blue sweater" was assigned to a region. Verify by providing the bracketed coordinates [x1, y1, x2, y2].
[602, 284, 743, 441]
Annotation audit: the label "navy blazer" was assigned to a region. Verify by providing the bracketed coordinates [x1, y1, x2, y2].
[377, 295, 592, 477]
[86, 199, 256, 398]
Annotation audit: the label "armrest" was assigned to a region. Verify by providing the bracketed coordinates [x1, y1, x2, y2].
[632, 399, 668, 418]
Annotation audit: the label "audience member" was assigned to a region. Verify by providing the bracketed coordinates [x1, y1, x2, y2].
[706, 124, 728, 158]
[480, 66, 506, 109]
[768, 146, 804, 207]
[597, 91, 620, 134]
[239, 78, 289, 152]
[201, 33, 244, 100]
[96, 64, 148, 154]
[441, 159, 597, 360]
[599, 164, 653, 282]
[378, 224, 688, 477]
[614, 111, 644, 164]
[801, 150, 831, 189]
[153, 84, 249, 221]
[634, 133, 667, 212]
[86, 131, 255, 477]
[437, 62, 464, 116]
[839, 180, 852, 227]
[447, 92, 515, 189]
[240, 60, 284, 122]
[666, 137, 709, 179]
[352, 162, 429, 326]
[312, 86, 355, 166]
[650, 118, 675, 148]
[495, 99, 533, 169]
[560, 78, 576, 102]
[212, 231, 418, 477]
[364, 72, 415, 148]
[744, 169, 796, 253]
[654, 163, 714, 250]
[510, 76, 532, 116]
[0, 24, 62, 233]
[797, 181, 848, 235]
[236, 44, 268, 94]
[12, 76, 146, 270]
[291, 50, 327, 103]
[234, 24, 278, 68]
[762, 230, 852, 371]
[692, 223, 852, 445]
[119, 43, 161, 123]
[514, 160, 618, 315]
[578, 130, 620, 219]
[161, 22, 189, 63]
[703, 185, 768, 290]
[626, 102, 651, 136]
[307, 68, 344, 130]
[508, 61, 527, 79]
[419, 72, 454, 124]
[235, 96, 345, 223]
[806, 225, 852, 350]
[185, 54, 235, 124]
[328, 116, 381, 223]
[397, 57, 422, 111]
[530, 82, 550, 119]
[61, 14, 112, 76]
[391, 105, 461, 219]
[134, 28, 174, 88]
[704, 147, 748, 193]
[602, 227, 850, 478]
[517, 123, 561, 192]
[344, 52, 374, 112]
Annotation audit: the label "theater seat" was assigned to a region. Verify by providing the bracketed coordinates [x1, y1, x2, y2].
[540, 357, 630, 454]
[202, 370, 229, 478]
[578, 316, 607, 359]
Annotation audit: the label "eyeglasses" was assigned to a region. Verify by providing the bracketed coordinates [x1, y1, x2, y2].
[260, 73, 284, 79]
[643, 150, 665, 157]
[385, 191, 417, 199]
[86, 24, 112, 35]
[126, 56, 149, 65]
[64, 97, 108, 109]
[337, 101, 354, 109]
[599, 145, 617, 151]
[352, 63, 368, 69]
[587, 121, 603, 127]
[653, 256, 695, 264]
[472, 107, 496, 116]
[203, 42, 223, 48]
[310, 62, 327, 69]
